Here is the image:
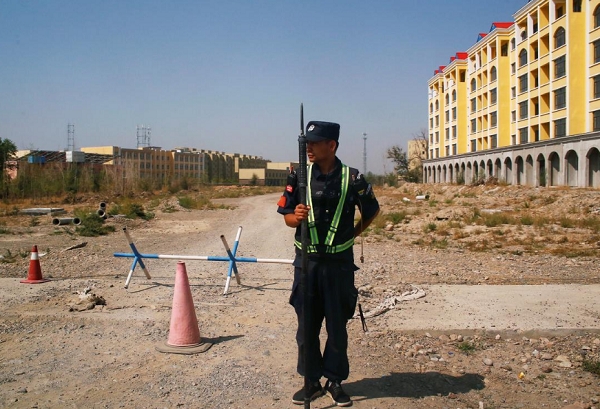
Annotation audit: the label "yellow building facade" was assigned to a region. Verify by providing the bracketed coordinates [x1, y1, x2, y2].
[426, 0, 600, 187]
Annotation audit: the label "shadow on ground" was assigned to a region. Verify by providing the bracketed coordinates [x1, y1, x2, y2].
[344, 372, 485, 401]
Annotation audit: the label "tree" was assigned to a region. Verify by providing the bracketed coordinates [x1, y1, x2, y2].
[0, 138, 18, 196]
[386, 146, 410, 175]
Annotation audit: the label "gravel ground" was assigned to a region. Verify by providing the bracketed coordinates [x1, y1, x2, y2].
[0, 185, 599, 409]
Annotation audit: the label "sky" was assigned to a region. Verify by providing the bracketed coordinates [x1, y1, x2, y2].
[0, 0, 528, 175]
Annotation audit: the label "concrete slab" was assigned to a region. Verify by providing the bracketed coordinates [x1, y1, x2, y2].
[379, 284, 600, 335]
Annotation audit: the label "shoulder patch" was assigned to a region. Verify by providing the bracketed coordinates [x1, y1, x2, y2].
[286, 185, 293, 193]
[277, 195, 287, 207]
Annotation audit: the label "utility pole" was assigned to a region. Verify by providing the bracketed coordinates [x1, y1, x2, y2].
[362, 132, 367, 175]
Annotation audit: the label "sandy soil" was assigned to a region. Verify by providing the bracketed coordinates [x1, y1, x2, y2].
[0, 185, 599, 409]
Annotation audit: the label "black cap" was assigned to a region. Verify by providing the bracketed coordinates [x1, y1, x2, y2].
[305, 121, 340, 142]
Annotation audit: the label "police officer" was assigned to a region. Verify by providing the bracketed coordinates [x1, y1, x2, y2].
[277, 121, 380, 407]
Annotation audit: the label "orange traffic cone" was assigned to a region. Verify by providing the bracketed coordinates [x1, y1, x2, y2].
[21, 245, 49, 284]
[156, 262, 212, 354]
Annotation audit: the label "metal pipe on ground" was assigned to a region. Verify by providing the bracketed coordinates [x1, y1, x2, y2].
[96, 209, 108, 219]
[99, 202, 107, 210]
[52, 217, 80, 226]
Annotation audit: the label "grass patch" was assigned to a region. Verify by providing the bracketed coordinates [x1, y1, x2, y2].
[430, 238, 448, 249]
[423, 222, 437, 232]
[579, 216, 600, 233]
[386, 211, 407, 225]
[550, 248, 598, 258]
[520, 214, 534, 226]
[583, 359, 600, 376]
[481, 212, 513, 227]
[370, 211, 407, 230]
[457, 341, 476, 355]
[559, 217, 575, 228]
[0, 222, 10, 234]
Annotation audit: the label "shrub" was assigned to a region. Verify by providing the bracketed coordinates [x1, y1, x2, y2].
[583, 359, 600, 376]
[74, 211, 116, 237]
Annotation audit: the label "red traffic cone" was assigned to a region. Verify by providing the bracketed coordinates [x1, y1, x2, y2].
[21, 245, 49, 284]
[156, 262, 212, 354]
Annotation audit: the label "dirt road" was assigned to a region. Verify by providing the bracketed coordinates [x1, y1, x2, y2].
[1, 191, 599, 409]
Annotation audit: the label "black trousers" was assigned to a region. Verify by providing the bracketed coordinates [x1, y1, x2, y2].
[289, 257, 358, 382]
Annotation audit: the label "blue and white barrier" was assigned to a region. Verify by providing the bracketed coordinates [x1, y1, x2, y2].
[114, 226, 293, 293]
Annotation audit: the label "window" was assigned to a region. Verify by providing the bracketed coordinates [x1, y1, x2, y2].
[471, 78, 476, 92]
[471, 119, 476, 133]
[491, 111, 497, 127]
[471, 140, 477, 152]
[471, 98, 477, 113]
[594, 110, 600, 131]
[430, 118, 433, 128]
[519, 49, 528, 67]
[555, 118, 566, 137]
[435, 115, 439, 126]
[452, 107, 457, 120]
[452, 144, 457, 155]
[452, 90, 457, 101]
[594, 40, 600, 63]
[445, 127, 450, 140]
[573, 0, 582, 13]
[490, 66, 497, 81]
[491, 135, 498, 149]
[521, 30, 527, 41]
[445, 94, 450, 105]
[556, 6, 564, 19]
[594, 75, 600, 99]
[435, 131, 439, 142]
[435, 148, 439, 158]
[554, 87, 566, 109]
[534, 128, 540, 141]
[435, 100, 439, 110]
[430, 103, 433, 113]
[595, 5, 600, 28]
[511, 63, 516, 74]
[460, 71, 466, 82]
[555, 55, 566, 78]
[445, 110, 449, 123]
[519, 127, 528, 144]
[555, 27, 566, 48]
[512, 110, 516, 122]
[511, 38, 516, 50]
[501, 43, 508, 56]
[452, 125, 457, 139]
[519, 74, 528, 93]
[519, 101, 528, 119]
[490, 88, 497, 104]
[512, 87, 516, 98]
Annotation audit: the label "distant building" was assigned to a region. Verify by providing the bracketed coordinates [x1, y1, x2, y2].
[14, 145, 280, 185]
[238, 162, 298, 186]
[407, 139, 428, 172]
[426, 0, 600, 187]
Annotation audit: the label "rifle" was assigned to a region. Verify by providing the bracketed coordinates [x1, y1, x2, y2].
[297, 103, 311, 409]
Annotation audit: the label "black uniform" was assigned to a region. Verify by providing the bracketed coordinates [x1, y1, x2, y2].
[277, 157, 379, 382]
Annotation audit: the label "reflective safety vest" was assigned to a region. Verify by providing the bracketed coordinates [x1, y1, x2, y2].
[294, 164, 355, 254]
